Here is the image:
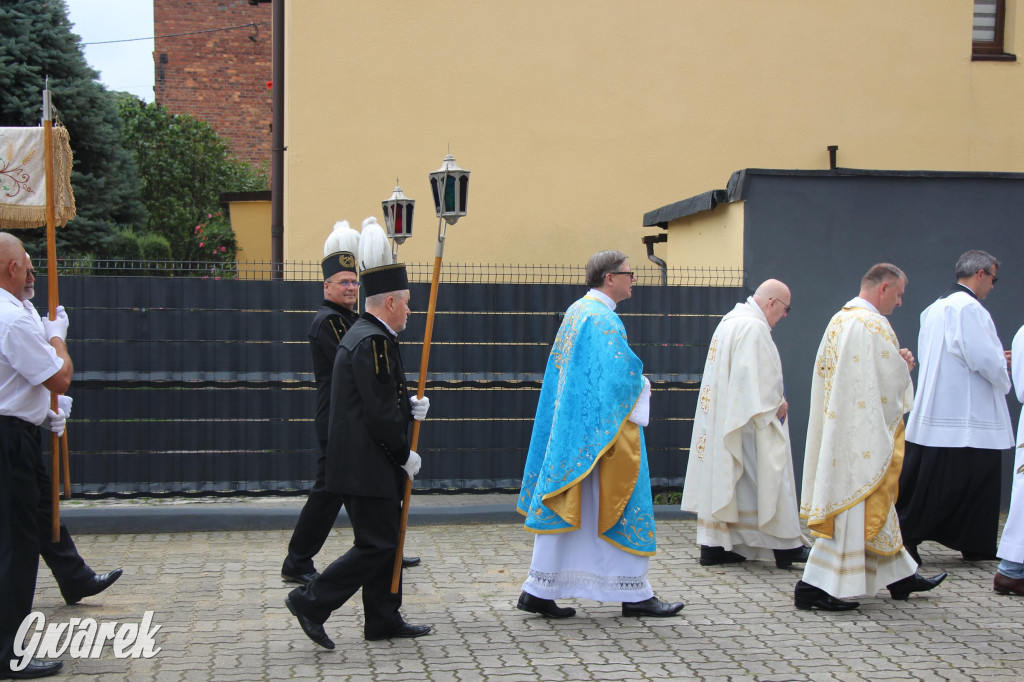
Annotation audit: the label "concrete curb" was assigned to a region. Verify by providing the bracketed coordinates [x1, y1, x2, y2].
[61, 504, 694, 534]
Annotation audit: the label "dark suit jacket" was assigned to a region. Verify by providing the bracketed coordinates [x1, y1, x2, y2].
[308, 300, 359, 444]
[325, 313, 412, 498]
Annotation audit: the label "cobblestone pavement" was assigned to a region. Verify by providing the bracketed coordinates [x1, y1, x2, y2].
[27, 501, 1024, 681]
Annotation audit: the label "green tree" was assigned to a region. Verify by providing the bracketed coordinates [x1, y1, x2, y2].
[0, 0, 146, 259]
[117, 97, 267, 260]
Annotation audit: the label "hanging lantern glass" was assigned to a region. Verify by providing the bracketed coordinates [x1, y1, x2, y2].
[429, 153, 470, 225]
[382, 183, 415, 244]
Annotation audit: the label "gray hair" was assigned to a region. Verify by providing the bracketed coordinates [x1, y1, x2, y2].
[364, 290, 408, 310]
[861, 263, 906, 288]
[955, 250, 999, 280]
[585, 250, 628, 289]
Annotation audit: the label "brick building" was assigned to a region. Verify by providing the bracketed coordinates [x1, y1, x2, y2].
[153, 0, 272, 168]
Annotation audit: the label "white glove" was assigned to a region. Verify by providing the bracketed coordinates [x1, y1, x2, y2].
[402, 450, 422, 480]
[628, 376, 651, 427]
[47, 408, 67, 437]
[409, 395, 430, 421]
[57, 395, 73, 420]
[42, 305, 69, 341]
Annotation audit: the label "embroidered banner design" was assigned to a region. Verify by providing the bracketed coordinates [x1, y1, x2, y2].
[0, 126, 76, 229]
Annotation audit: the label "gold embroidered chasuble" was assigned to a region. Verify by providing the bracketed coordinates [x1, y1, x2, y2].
[801, 304, 914, 555]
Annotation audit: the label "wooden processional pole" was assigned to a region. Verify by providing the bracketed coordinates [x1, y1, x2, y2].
[391, 229, 445, 594]
[42, 82, 68, 543]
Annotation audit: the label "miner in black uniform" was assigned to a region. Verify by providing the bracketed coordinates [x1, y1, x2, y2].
[285, 262, 431, 649]
[281, 250, 419, 585]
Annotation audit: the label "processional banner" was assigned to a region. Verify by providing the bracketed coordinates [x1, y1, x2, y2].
[0, 126, 76, 230]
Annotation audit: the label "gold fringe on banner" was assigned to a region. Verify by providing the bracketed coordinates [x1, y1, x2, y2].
[0, 125, 76, 230]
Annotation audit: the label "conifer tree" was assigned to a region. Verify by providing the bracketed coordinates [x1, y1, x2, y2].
[0, 0, 146, 259]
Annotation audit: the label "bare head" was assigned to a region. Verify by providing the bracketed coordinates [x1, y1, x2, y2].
[955, 249, 999, 300]
[364, 289, 411, 333]
[751, 278, 791, 328]
[0, 232, 30, 300]
[859, 263, 907, 315]
[585, 250, 633, 303]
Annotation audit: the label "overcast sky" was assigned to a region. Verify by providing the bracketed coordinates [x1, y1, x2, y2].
[64, 0, 155, 102]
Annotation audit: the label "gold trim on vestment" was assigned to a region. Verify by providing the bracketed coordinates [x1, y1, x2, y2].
[539, 397, 643, 537]
[804, 419, 906, 544]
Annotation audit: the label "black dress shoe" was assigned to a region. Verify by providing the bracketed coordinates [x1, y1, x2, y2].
[364, 622, 432, 641]
[402, 556, 421, 568]
[887, 572, 947, 600]
[794, 580, 859, 611]
[905, 544, 922, 566]
[63, 568, 123, 605]
[281, 571, 319, 585]
[699, 545, 746, 566]
[3, 658, 63, 679]
[774, 545, 811, 569]
[284, 596, 334, 649]
[621, 596, 684, 617]
[516, 592, 576, 619]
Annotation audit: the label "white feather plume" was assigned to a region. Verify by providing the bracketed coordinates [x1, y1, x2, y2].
[323, 220, 360, 258]
[358, 216, 394, 270]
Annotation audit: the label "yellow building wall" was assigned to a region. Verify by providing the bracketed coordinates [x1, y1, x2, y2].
[227, 199, 272, 279]
[284, 0, 1023, 270]
[665, 202, 746, 270]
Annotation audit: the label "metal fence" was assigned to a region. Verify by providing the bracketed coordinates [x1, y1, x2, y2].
[35, 261, 746, 497]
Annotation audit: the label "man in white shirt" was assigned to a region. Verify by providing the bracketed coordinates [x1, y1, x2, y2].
[0, 232, 72, 678]
[899, 250, 1013, 563]
[681, 279, 809, 569]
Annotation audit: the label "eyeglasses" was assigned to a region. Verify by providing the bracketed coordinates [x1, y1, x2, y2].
[328, 280, 360, 288]
[771, 298, 792, 313]
[609, 271, 636, 282]
[984, 270, 999, 285]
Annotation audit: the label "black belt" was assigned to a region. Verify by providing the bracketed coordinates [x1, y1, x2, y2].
[0, 415, 36, 430]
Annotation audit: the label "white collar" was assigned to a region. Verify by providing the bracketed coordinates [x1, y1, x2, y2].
[370, 313, 398, 337]
[745, 296, 769, 324]
[586, 289, 616, 311]
[0, 288, 22, 309]
[847, 296, 879, 314]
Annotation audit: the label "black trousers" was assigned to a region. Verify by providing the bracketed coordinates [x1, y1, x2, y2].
[32, 433, 93, 599]
[897, 442, 1002, 556]
[1, 418, 42, 667]
[288, 494, 403, 638]
[282, 442, 344, 576]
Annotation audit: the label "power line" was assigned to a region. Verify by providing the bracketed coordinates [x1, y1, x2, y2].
[81, 22, 261, 46]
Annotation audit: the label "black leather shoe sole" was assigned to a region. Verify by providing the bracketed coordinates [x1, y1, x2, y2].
[281, 571, 318, 585]
[888, 572, 947, 600]
[516, 592, 576, 619]
[3, 658, 64, 679]
[63, 568, 123, 605]
[775, 546, 811, 569]
[794, 596, 860, 611]
[621, 598, 684, 617]
[285, 597, 335, 649]
[365, 624, 431, 641]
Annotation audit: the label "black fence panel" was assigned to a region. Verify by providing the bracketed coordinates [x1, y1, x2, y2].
[32, 267, 745, 496]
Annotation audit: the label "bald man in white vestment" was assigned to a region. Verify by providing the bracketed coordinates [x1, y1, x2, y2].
[681, 279, 809, 569]
[795, 264, 946, 611]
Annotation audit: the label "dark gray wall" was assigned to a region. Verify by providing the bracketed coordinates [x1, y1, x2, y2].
[741, 173, 1024, 506]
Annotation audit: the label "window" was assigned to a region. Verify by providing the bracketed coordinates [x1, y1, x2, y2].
[973, 0, 1015, 60]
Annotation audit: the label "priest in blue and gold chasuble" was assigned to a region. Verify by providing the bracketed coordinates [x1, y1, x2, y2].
[516, 295, 656, 555]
